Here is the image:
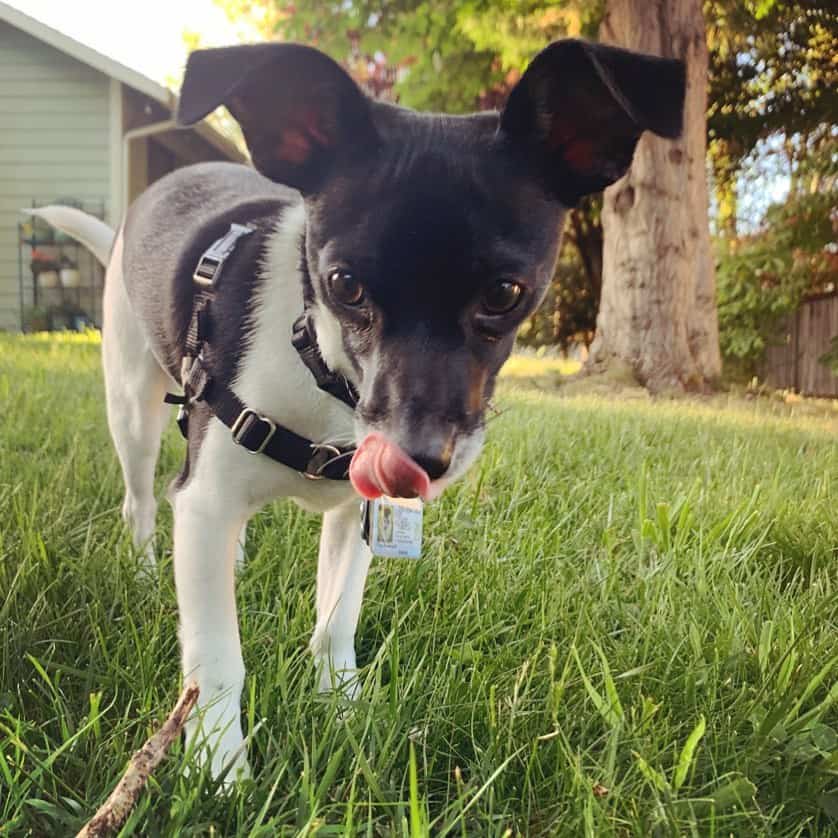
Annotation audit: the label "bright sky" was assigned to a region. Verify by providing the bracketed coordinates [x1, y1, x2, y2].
[7, 0, 242, 87]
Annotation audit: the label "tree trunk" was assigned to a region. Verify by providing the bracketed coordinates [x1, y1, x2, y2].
[587, 0, 722, 391]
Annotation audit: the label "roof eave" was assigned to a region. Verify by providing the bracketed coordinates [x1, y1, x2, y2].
[0, 1, 173, 106]
[0, 1, 247, 163]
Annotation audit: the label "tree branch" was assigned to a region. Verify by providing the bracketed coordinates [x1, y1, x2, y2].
[76, 683, 199, 838]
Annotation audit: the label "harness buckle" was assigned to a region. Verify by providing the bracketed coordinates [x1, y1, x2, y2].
[193, 223, 255, 288]
[180, 354, 193, 385]
[180, 353, 211, 402]
[304, 443, 344, 480]
[231, 408, 277, 454]
[193, 255, 222, 286]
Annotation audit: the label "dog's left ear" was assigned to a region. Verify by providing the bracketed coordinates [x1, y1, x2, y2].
[499, 39, 686, 205]
[177, 43, 377, 192]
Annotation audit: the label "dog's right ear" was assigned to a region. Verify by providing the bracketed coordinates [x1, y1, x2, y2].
[177, 43, 377, 193]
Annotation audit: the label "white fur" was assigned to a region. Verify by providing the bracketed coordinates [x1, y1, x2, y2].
[310, 299, 357, 384]
[169, 206, 362, 777]
[422, 427, 485, 501]
[311, 499, 373, 694]
[102, 230, 174, 566]
[25, 206, 114, 267]
[39, 203, 481, 781]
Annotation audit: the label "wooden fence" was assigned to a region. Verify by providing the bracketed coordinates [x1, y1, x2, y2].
[762, 292, 838, 397]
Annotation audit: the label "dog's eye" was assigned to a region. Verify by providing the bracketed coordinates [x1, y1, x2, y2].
[482, 280, 523, 315]
[328, 269, 365, 306]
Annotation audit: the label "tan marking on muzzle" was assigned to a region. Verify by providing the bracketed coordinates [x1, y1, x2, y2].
[467, 364, 489, 417]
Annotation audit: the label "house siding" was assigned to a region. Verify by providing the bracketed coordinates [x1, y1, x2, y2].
[0, 20, 110, 329]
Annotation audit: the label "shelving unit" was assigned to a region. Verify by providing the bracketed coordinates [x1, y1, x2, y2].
[17, 200, 106, 332]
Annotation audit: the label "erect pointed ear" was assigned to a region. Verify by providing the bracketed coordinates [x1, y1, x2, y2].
[499, 39, 686, 205]
[177, 43, 378, 193]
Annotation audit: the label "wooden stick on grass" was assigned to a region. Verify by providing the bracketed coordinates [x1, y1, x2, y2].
[76, 682, 199, 838]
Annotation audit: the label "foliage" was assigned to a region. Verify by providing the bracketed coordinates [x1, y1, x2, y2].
[707, 0, 837, 377]
[520, 198, 603, 350]
[2, 336, 837, 833]
[705, 0, 837, 232]
[706, 1, 837, 157]
[215, 0, 603, 112]
[716, 187, 837, 368]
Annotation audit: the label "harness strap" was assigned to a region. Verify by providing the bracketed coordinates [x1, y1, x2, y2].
[183, 223, 255, 371]
[291, 315, 359, 409]
[205, 384, 354, 480]
[167, 222, 357, 482]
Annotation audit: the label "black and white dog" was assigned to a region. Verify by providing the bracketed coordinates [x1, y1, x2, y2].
[36, 39, 685, 779]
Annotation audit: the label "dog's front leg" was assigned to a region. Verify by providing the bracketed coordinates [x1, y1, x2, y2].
[173, 482, 250, 780]
[310, 499, 372, 696]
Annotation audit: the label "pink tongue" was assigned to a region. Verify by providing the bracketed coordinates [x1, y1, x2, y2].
[350, 433, 430, 500]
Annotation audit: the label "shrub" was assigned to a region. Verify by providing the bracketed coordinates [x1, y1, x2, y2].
[716, 190, 836, 374]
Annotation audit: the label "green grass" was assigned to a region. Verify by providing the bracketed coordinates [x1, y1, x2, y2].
[1, 333, 837, 836]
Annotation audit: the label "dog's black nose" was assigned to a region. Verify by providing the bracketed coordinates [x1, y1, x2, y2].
[412, 452, 451, 481]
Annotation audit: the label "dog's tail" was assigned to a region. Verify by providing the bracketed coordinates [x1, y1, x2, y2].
[23, 206, 115, 268]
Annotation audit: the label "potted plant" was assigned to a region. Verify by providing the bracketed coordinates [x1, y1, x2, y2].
[20, 215, 55, 244]
[31, 249, 60, 289]
[48, 304, 79, 331]
[22, 305, 49, 332]
[59, 255, 81, 288]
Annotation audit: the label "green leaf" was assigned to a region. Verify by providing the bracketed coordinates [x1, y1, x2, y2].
[633, 752, 668, 792]
[573, 645, 621, 730]
[674, 776, 757, 817]
[408, 742, 428, 837]
[592, 642, 625, 725]
[704, 777, 757, 811]
[674, 715, 707, 791]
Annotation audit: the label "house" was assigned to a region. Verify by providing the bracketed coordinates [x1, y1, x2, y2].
[0, 2, 245, 330]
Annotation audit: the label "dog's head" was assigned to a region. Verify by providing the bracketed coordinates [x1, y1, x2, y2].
[178, 40, 685, 499]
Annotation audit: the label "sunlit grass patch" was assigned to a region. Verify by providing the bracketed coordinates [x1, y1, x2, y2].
[1, 333, 836, 836]
[14, 328, 102, 345]
[500, 352, 581, 378]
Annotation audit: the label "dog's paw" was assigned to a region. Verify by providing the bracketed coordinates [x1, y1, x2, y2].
[213, 746, 252, 788]
[185, 705, 251, 786]
[311, 630, 362, 707]
[318, 667, 361, 699]
[189, 739, 252, 789]
[314, 654, 361, 701]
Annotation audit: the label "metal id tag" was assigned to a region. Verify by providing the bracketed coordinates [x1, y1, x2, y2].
[360, 496, 423, 559]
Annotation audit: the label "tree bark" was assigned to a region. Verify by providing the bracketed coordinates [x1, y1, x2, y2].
[587, 0, 722, 391]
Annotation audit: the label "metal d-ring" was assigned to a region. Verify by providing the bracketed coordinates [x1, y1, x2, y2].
[304, 443, 355, 479]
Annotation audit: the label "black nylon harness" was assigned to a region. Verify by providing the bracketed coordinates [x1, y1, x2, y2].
[165, 223, 358, 481]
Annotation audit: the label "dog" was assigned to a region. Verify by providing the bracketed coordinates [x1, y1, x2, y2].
[35, 38, 685, 779]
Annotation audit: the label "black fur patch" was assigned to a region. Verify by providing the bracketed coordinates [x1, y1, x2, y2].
[302, 107, 564, 449]
[122, 163, 298, 385]
[121, 162, 300, 482]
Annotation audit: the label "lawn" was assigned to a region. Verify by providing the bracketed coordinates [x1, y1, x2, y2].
[1, 333, 836, 836]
